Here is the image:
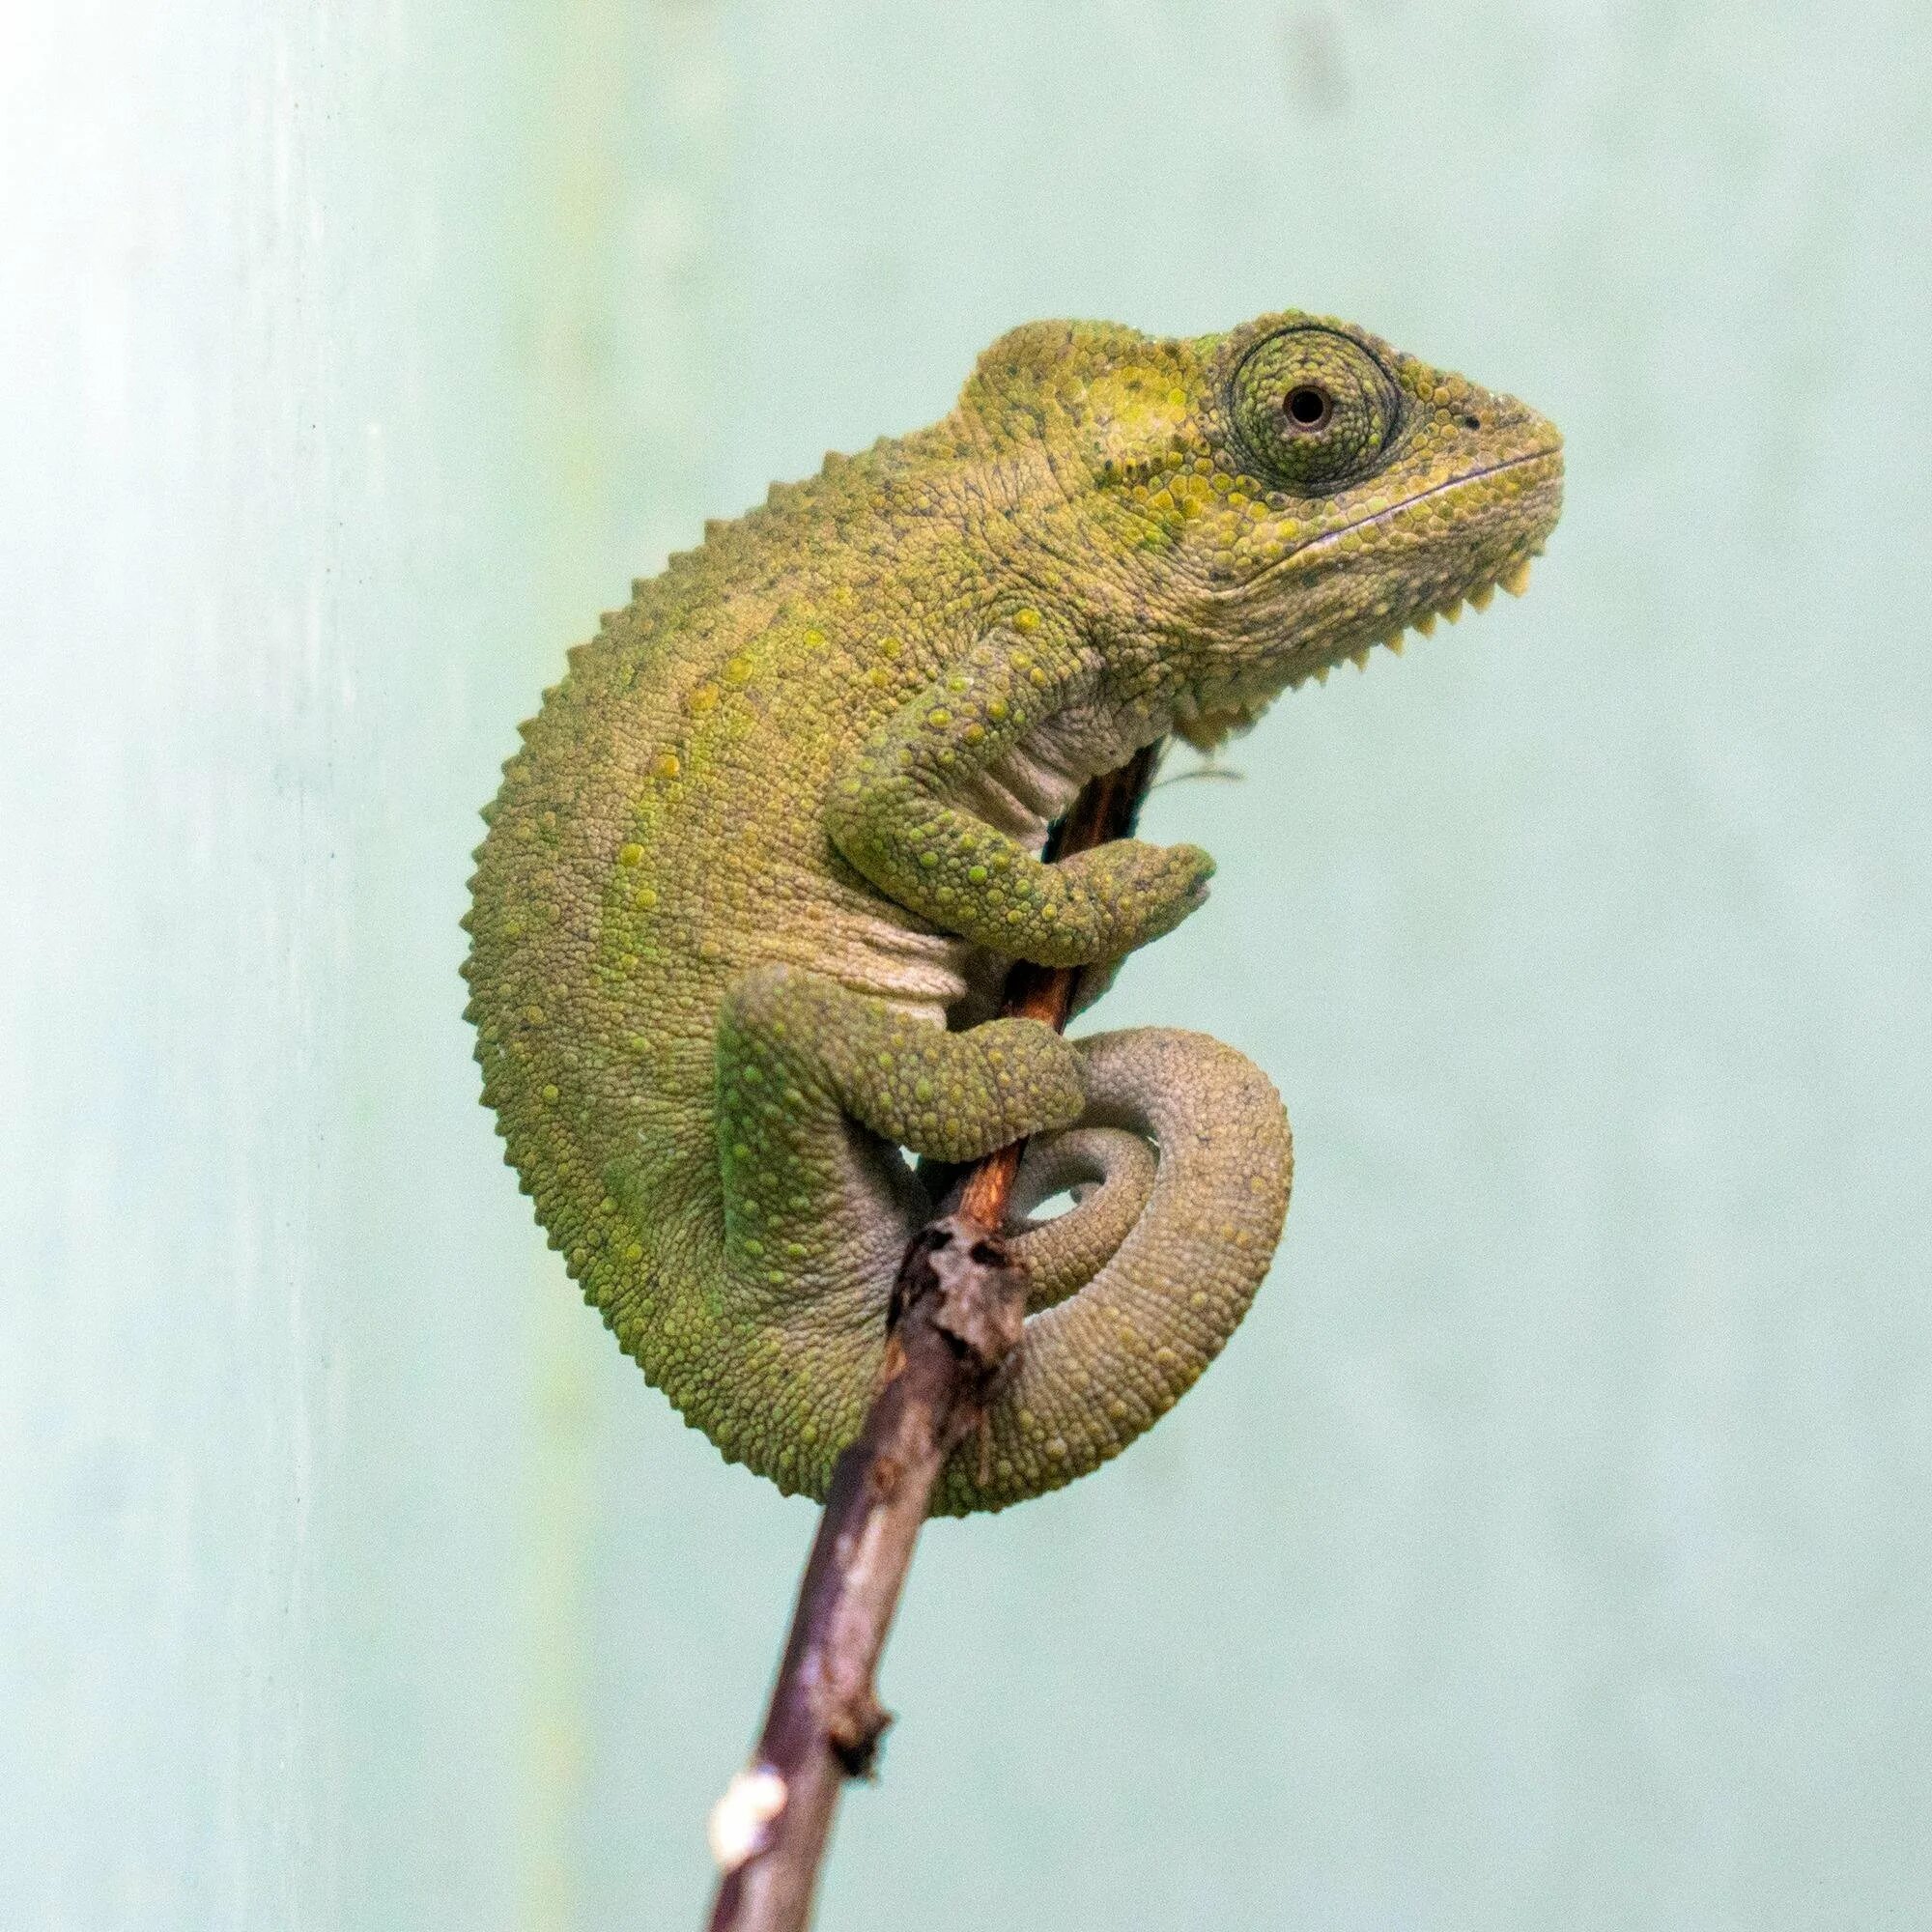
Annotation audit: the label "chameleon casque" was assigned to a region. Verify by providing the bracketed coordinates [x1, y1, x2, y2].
[464, 312, 1563, 1513]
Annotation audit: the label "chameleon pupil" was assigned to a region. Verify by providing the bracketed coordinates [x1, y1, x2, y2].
[1285, 384, 1332, 430]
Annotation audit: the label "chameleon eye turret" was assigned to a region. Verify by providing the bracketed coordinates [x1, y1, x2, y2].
[464, 310, 1560, 1510]
[1227, 324, 1402, 493]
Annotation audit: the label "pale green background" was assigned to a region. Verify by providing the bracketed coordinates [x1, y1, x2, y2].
[5, 3, 1928, 1927]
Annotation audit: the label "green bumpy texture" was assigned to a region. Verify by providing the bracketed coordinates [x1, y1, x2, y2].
[463, 311, 1563, 1511]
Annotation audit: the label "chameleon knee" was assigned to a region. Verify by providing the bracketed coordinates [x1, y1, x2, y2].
[934, 1027, 1293, 1514]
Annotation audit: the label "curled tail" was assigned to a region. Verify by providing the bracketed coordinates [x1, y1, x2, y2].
[933, 1027, 1293, 1514]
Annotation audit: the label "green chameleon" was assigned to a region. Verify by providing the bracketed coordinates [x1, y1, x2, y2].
[463, 312, 1562, 1513]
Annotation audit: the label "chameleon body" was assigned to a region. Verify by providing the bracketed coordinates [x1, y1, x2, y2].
[463, 313, 1562, 1512]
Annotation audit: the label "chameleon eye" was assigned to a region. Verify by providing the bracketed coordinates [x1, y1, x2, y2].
[1230, 327, 1400, 494]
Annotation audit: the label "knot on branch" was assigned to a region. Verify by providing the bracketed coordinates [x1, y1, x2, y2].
[887, 1214, 1026, 1393]
[823, 1687, 892, 1778]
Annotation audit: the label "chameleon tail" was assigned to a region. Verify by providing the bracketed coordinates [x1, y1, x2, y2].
[934, 1027, 1293, 1514]
[1005, 1124, 1157, 1311]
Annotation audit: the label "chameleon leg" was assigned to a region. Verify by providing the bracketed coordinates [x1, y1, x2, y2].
[716, 963, 1086, 1173]
[825, 627, 1214, 968]
[933, 1027, 1293, 1515]
[705, 962, 1088, 1493]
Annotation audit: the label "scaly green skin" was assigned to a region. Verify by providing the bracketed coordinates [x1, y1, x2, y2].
[463, 312, 1563, 1512]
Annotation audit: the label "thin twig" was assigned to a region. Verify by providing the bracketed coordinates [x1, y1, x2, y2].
[703, 739, 1165, 1932]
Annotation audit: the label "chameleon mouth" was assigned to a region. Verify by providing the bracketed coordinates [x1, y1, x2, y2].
[1307, 441, 1565, 556]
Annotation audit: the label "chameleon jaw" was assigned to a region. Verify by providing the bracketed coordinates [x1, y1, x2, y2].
[1284, 548, 1543, 691]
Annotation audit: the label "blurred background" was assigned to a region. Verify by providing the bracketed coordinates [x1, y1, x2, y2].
[4, 2, 1928, 1926]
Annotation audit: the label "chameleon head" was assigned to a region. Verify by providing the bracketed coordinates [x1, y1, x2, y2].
[978, 312, 1564, 750]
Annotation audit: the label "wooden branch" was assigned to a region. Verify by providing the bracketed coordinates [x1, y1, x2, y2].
[703, 739, 1165, 1932]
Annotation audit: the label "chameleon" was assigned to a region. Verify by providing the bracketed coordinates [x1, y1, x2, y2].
[463, 311, 1562, 1514]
